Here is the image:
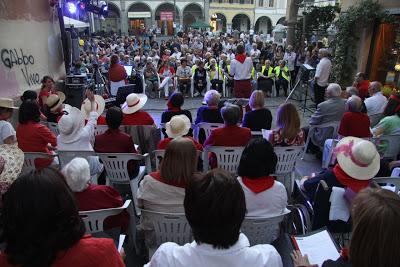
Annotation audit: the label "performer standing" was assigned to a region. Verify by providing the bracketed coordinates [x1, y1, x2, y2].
[313, 48, 332, 107]
[230, 44, 253, 98]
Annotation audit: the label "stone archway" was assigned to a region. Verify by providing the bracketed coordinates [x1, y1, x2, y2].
[276, 16, 286, 25]
[212, 13, 227, 32]
[183, 3, 203, 30]
[127, 2, 152, 34]
[232, 14, 250, 32]
[255, 16, 272, 34]
[155, 3, 180, 35]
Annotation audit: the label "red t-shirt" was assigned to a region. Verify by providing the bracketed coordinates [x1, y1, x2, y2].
[122, 111, 154, 126]
[356, 80, 370, 100]
[0, 235, 124, 267]
[16, 122, 57, 169]
[108, 63, 127, 82]
[39, 89, 50, 108]
[75, 184, 129, 230]
[157, 136, 203, 151]
[338, 112, 371, 138]
[94, 129, 137, 154]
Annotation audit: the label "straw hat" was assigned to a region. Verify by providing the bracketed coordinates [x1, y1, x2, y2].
[80, 95, 105, 120]
[121, 93, 148, 114]
[45, 92, 66, 112]
[0, 144, 24, 195]
[334, 137, 380, 180]
[58, 106, 85, 143]
[166, 115, 191, 138]
[0, 98, 18, 109]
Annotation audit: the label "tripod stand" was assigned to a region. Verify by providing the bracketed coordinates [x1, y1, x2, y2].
[285, 64, 316, 115]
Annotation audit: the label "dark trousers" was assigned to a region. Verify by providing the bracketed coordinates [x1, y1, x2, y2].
[257, 78, 273, 94]
[314, 83, 327, 107]
[178, 80, 191, 94]
[194, 82, 206, 94]
[275, 78, 288, 97]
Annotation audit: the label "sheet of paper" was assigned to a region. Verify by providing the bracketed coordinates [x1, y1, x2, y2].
[118, 234, 126, 253]
[294, 230, 340, 267]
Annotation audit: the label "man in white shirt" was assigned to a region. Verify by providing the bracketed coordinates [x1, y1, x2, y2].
[145, 169, 283, 267]
[250, 43, 261, 69]
[176, 59, 192, 95]
[283, 45, 297, 80]
[230, 44, 254, 98]
[365, 81, 388, 116]
[314, 48, 332, 107]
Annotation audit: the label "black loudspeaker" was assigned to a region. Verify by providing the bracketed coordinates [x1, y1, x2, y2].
[64, 84, 85, 109]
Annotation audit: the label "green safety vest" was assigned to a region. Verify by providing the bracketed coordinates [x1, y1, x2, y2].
[251, 67, 255, 79]
[261, 66, 274, 78]
[274, 66, 290, 82]
[210, 66, 223, 80]
[192, 65, 198, 73]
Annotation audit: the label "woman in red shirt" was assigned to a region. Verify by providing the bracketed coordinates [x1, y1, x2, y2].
[108, 54, 127, 82]
[38, 76, 55, 110]
[0, 168, 124, 267]
[16, 101, 57, 169]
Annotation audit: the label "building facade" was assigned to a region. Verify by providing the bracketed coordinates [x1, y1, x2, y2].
[208, 0, 287, 33]
[98, 0, 208, 35]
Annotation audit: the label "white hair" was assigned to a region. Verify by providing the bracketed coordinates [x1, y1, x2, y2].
[346, 95, 362, 112]
[62, 157, 91, 192]
[326, 83, 342, 97]
[204, 90, 221, 106]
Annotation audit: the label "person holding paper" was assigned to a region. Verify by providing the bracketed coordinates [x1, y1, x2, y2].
[292, 188, 400, 267]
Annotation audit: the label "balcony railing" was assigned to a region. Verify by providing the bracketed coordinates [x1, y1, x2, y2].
[210, 0, 254, 4]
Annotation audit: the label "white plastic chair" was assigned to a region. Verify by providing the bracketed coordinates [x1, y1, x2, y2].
[194, 122, 224, 142]
[241, 209, 291, 245]
[302, 121, 340, 160]
[392, 167, 400, 178]
[140, 209, 192, 257]
[261, 129, 273, 141]
[143, 73, 162, 98]
[22, 152, 58, 173]
[372, 134, 400, 160]
[203, 146, 244, 174]
[79, 200, 139, 252]
[47, 122, 60, 136]
[273, 146, 304, 194]
[373, 177, 400, 194]
[97, 153, 151, 216]
[251, 131, 263, 138]
[57, 150, 96, 167]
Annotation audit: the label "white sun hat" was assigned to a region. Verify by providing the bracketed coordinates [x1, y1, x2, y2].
[0, 144, 24, 195]
[334, 137, 380, 180]
[58, 106, 85, 144]
[45, 92, 66, 112]
[165, 115, 191, 139]
[80, 95, 105, 119]
[121, 93, 148, 114]
[0, 98, 18, 109]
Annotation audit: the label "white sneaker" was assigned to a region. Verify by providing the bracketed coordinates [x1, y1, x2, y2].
[194, 92, 200, 97]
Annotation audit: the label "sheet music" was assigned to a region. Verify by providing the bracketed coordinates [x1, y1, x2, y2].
[293, 230, 340, 267]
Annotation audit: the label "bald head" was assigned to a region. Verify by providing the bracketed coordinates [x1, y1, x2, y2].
[368, 81, 382, 95]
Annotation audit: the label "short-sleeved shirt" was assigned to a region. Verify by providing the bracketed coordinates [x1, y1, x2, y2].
[0, 121, 16, 144]
[374, 115, 400, 135]
[122, 111, 154, 126]
[242, 109, 272, 131]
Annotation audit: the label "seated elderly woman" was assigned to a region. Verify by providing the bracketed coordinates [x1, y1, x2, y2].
[57, 91, 103, 176]
[268, 103, 304, 146]
[242, 90, 273, 131]
[301, 137, 380, 229]
[157, 115, 202, 151]
[372, 93, 400, 137]
[62, 157, 129, 231]
[195, 90, 223, 124]
[137, 138, 198, 244]
[292, 188, 400, 267]
[237, 138, 287, 216]
[16, 100, 57, 169]
[322, 96, 371, 167]
[145, 169, 283, 267]
[0, 168, 124, 267]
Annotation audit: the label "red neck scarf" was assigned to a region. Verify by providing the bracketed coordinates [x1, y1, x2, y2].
[150, 171, 186, 188]
[167, 101, 181, 112]
[235, 54, 246, 64]
[333, 165, 370, 193]
[241, 176, 275, 193]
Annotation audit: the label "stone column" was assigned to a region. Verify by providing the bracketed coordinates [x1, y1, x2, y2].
[285, 0, 302, 46]
[120, 0, 129, 35]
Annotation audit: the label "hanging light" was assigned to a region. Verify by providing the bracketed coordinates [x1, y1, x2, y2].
[66, 1, 77, 14]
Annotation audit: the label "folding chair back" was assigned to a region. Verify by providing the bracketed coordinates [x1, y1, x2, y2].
[57, 150, 96, 168]
[80, 200, 131, 233]
[47, 122, 60, 136]
[141, 209, 192, 247]
[372, 134, 400, 160]
[251, 131, 263, 138]
[241, 209, 291, 245]
[373, 177, 400, 194]
[22, 152, 58, 173]
[274, 146, 304, 175]
[204, 146, 244, 173]
[194, 122, 224, 141]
